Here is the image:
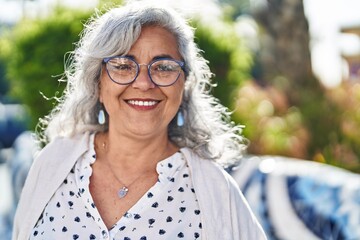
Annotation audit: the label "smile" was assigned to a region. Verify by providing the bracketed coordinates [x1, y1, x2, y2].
[126, 100, 159, 107]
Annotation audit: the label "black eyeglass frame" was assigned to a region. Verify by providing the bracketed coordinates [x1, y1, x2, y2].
[102, 56, 186, 87]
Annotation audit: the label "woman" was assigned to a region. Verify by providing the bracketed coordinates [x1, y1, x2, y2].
[13, 1, 267, 239]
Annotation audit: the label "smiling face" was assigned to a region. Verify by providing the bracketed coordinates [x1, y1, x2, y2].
[99, 25, 185, 140]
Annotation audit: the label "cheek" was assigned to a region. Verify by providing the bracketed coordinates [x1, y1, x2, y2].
[177, 90, 184, 105]
[99, 81, 106, 103]
[168, 87, 184, 114]
[98, 72, 107, 103]
[99, 68, 114, 103]
[99, 76, 115, 103]
[175, 81, 185, 104]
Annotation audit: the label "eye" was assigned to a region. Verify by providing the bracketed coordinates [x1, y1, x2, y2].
[108, 59, 135, 72]
[158, 64, 175, 71]
[152, 61, 180, 72]
[114, 64, 133, 71]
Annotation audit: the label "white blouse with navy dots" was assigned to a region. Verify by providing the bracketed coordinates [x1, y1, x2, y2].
[30, 134, 202, 240]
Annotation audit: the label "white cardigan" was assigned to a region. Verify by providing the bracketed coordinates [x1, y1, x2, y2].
[13, 132, 267, 240]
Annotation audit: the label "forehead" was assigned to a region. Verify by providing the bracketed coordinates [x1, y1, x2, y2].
[127, 25, 181, 60]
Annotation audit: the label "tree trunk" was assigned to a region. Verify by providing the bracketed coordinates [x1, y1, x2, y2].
[253, 0, 319, 105]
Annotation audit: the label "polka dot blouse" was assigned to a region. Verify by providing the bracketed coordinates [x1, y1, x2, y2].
[30, 134, 202, 240]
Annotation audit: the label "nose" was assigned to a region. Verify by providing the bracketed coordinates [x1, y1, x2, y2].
[131, 64, 155, 90]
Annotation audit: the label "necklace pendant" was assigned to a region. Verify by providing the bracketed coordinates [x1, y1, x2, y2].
[118, 186, 129, 198]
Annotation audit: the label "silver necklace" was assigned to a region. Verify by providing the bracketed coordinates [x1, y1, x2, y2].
[101, 142, 143, 199]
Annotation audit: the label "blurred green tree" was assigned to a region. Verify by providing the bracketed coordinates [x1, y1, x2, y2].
[325, 83, 360, 172]
[218, 0, 250, 20]
[229, 0, 358, 172]
[0, 33, 10, 101]
[0, 60, 9, 99]
[192, 20, 253, 109]
[0, 3, 252, 131]
[251, 0, 344, 164]
[0, 7, 92, 129]
[2, 1, 356, 172]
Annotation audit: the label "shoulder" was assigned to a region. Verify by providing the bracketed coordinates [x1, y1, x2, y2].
[39, 132, 91, 156]
[25, 132, 92, 192]
[180, 147, 267, 239]
[32, 132, 91, 165]
[13, 132, 93, 240]
[24, 132, 92, 186]
[180, 147, 238, 189]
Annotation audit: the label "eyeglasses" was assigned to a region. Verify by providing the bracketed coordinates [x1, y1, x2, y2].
[103, 56, 186, 87]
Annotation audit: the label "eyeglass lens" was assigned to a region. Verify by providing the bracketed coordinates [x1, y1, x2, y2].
[105, 57, 183, 86]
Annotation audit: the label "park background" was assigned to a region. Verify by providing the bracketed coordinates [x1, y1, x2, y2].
[1, 0, 360, 173]
[0, 0, 360, 239]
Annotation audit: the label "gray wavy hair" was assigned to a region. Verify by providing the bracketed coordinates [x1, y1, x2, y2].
[40, 1, 246, 167]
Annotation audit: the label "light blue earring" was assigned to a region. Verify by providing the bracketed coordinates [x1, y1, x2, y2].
[98, 108, 105, 125]
[177, 110, 184, 127]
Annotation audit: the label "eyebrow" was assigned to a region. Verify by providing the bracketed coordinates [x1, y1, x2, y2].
[125, 54, 176, 62]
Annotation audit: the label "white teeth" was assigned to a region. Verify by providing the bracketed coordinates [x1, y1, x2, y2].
[127, 100, 158, 106]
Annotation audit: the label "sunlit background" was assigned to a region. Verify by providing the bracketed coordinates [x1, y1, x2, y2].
[1, 0, 360, 239]
[1, 0, 360, 87]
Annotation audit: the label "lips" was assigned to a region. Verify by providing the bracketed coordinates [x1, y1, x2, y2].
[126, 99, 160, 108]
[127, 100, 158, 106]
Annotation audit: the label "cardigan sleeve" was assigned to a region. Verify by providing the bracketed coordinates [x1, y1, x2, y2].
[12, 147, 44, 240]
[181, 147, 267, 240]
[12, 133, 90, 240]
[227, 172, 268, 239]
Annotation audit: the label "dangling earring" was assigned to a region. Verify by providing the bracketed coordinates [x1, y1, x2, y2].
[177, 110, 184, 127]
[98, 108, 105, 125]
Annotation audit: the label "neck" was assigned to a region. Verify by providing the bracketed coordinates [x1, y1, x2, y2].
[95, 131, 178, 171]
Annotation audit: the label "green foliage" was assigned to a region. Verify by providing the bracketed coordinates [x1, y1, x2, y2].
[218, 0, 251, 20]
[297, 85, 342, 154]
[1, 8, 92, 129]
[0, 36, 11, 99]
[99, 0, 123, 7]
[192, 20, 253, 108]
[232, 81, 310, 158]
[1, 2, 357, 172]
[231, 56, 360, 172]
[0, 59, 8, 97]
[321, 83, 360, 172]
